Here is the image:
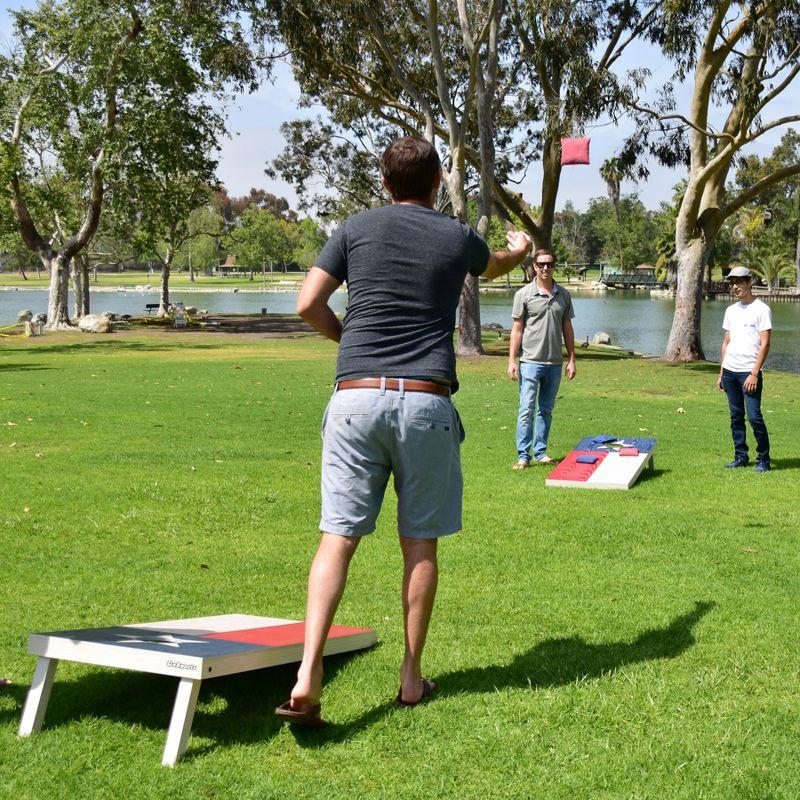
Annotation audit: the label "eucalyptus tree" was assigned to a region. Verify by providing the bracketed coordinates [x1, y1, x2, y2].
[113, 89, 226, 316]
[732, 130, 800, 292]
[0, 0, 259, 329]
[173, 205, 227, 278]
[500, 0, 662, 250]
[227, 205, 294, 274]
[264, 0, 659, 352]
[622, 1, 800, 361]
[264, 0, 517, 354]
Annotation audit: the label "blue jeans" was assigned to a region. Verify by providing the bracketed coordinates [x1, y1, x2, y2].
[721, 368, 770, 465]
[516, 362, 562, 462]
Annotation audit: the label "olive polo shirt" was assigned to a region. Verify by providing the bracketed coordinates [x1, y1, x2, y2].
[511, 280, 575, 364]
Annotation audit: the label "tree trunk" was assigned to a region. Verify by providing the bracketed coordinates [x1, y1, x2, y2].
[664, 237, 711, 361]
[538, 133, 562, 250]
[189, 258, 195, 283]
[458, 274, 483, 356]
[71, 259, 84, 318]
[81, 256, 90, 315]
[45, 254, 73, 330]
[795, 225, 799, 295]
[157, 252, 173, 317]
[448, 169, 484, 357]
[19, 267, 28, 280]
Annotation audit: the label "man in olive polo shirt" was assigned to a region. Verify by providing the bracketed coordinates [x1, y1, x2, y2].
[507, 248, 576, 468]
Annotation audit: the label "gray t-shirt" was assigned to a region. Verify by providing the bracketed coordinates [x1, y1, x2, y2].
[511, 281, 574, 364]
[315, 204, 490, 389]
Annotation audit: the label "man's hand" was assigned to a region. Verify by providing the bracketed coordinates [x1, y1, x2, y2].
[506, 230, 532, 254]
[508, 361, 519, 381]
[717, 373, 724, 391]
[565, 359, 576, 381]
[743, 372, 759, 394]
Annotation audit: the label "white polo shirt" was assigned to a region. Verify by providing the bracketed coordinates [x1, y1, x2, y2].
[722, 298, 772, 372]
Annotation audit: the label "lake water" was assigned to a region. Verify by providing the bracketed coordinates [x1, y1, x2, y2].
[3, 286, 799, 373]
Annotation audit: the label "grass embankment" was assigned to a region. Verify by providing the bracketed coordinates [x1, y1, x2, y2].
[1, 267, 544, 292]
[1, 331, 799, 799]
[0, 270, 307, 291]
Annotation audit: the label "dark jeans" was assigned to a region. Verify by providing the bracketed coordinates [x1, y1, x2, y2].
[721, 368, 770, 464]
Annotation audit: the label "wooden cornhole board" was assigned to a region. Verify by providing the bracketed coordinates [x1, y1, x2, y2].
[18, 614, 376, 766]
[546, 436, 657, 490]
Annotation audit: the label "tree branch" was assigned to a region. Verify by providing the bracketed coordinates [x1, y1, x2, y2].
[628, 99, 735, 142]
[602, 0, 665, 70]
[721, 162, 800, 219]
[755, 59, 800, 115]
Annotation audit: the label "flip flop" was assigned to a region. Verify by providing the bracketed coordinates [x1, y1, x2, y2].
[0, 678, 11, 691]
[512, 460, 530, 470]
[396, 677, 437, 708]
[275, 699, 326, 727]
[535, 455, 557, 465]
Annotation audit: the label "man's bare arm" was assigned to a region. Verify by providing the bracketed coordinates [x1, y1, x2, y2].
[563, 318, 576, 380]
[717, 331, 730, 391]
[507, 318, 523, 380]
[296, 267, 343, 343]
[743, 330, 770, 394]
[483, 231, 531, 280]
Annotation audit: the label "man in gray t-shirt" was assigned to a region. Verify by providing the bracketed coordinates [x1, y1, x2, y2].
[508, 249, 576, 468]
[275, 136, 531, 726]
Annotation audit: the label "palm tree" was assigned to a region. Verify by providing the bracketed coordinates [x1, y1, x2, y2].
[741, 251, 793, 293]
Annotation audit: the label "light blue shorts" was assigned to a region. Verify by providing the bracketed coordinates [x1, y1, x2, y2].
[320, 385, 465, 538]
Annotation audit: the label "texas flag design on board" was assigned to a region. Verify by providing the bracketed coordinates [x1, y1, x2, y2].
[546, 436, 657, 490]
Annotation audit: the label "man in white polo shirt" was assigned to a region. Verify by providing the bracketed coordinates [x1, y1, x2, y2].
[717, 266, 771, 472]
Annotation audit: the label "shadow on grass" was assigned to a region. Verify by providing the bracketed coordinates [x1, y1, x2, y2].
[667, 360, 721, 374]
[0, 648, 370, 757]
[636, 467, 669, 485]
[18, 339, 224, 355]
[0, 362, 52, 372]
[770, 457, 800, 471]
[299, 601, 715, 747]
[2, 604, 712, 757]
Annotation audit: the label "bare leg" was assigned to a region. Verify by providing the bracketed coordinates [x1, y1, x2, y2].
[290, 532, 360, 708]
[399, 536, 438, 703]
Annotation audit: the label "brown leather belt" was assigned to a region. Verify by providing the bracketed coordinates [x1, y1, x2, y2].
[337, 378, 450, 397]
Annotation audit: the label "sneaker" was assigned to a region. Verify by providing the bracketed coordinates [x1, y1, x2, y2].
[725, 458, 749, 468]
[754, 462, 771, 473]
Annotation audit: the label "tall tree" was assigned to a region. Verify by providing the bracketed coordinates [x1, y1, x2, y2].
[501, 0, 662, 250]
[732, 129, 800, 292]
[0, 0, 258, 329]
[623, 1, 800, 361]
[264, 0, 659, 352]
[228, 205, 294, 273]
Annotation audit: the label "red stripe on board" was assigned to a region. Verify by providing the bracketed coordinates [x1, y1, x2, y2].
[546, 450, 608, 483]
[201, 622, 370, 648]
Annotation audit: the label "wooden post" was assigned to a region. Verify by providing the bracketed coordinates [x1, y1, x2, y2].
[19, 657, 59, 736]
[161, 678, 200, 767]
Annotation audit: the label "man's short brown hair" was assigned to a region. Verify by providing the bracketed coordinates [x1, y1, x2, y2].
[379, 136, 441, 202]
[533, 248, 556, 265]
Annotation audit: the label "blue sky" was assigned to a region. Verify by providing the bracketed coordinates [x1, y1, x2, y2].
[2, 2, 796, 214]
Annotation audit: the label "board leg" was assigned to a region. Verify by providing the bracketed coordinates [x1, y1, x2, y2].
[162, 678, 201, 767]
[19, 657, 59, 736]
[649, 455, 655, 471]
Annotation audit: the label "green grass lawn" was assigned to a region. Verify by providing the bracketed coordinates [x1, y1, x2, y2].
[0, 270, 308, 290]
[1, 330, 799, 799]
[0, 266, 536, 292]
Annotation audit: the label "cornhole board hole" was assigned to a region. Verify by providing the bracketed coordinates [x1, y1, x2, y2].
[19, 614, 376, 766]
[546, 437, 657, 490]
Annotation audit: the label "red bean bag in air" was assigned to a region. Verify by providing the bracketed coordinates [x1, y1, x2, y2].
[560, 137, 590, 165]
